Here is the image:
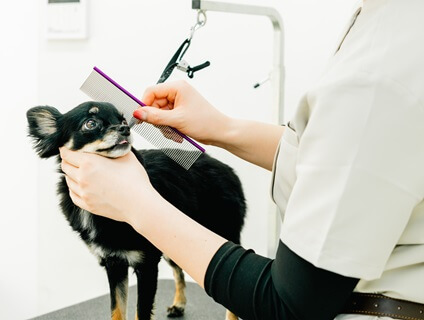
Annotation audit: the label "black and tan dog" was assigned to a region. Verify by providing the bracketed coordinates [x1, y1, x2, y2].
[27, 101, 246, 320]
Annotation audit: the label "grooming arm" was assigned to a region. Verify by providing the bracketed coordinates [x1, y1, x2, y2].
[205, 241, 359, 320]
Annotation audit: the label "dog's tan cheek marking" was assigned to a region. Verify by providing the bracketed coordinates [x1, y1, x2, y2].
[80, 132, 118, 154]
[102, 146, 132, 158]
[80, 140, 104, 153]
[78, 132, 132, 157]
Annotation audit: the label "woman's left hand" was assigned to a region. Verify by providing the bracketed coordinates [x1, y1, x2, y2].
[59, 147, 157, 224]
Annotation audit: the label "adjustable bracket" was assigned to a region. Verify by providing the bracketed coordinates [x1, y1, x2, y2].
[192, 0, 285, 257]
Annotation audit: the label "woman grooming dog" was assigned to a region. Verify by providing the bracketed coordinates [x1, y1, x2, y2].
[60, 1, 424, 319]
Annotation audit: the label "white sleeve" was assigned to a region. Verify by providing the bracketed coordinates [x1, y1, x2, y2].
[281, 72, 424, 280]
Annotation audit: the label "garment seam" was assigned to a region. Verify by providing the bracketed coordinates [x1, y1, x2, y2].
[281, 236, 382, 280]
[354, 70, 424, 114]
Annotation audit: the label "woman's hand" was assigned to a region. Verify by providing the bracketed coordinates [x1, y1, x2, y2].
[59, 147, 158, 225]
[135, 80, 231, 146]
[136, 80, 285, 170]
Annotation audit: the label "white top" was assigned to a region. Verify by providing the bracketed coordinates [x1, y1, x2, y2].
[271, 0, 424, 303]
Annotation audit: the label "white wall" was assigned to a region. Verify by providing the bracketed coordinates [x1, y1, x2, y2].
[1, 0, 359, 318]
[280, 0, 360, 120]
[0, 1, 39, 320]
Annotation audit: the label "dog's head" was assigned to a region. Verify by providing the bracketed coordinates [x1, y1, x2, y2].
[27, 101, 132, 158]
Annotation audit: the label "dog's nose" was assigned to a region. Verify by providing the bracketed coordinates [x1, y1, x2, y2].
[118, 124, 130, 136]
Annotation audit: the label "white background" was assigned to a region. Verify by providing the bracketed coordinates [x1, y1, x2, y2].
[0, 0, 358, 318]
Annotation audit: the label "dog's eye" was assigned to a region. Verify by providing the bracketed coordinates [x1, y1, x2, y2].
[122, 119, 128, 126]
[83, 119, 98, 131]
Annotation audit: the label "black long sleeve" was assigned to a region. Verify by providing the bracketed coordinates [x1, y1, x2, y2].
[204, 240, 359, 320]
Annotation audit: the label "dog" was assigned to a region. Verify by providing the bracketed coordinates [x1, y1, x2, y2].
[27, 101, 246, 320]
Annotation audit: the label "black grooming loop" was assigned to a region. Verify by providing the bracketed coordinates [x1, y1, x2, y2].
[157, 10, 210, 84]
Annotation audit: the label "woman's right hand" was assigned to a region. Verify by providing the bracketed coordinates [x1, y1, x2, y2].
[134, 80, 230, 145]
[137, 80, 285, 170]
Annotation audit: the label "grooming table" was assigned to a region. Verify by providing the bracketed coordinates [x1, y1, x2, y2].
[30, 280, 226, 320]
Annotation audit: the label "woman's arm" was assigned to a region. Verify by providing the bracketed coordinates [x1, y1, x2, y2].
[205, 241, 359, 320]
[130, 189, 227, 286]
[136, 81, 285, 170]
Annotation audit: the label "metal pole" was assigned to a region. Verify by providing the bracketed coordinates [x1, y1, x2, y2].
[192, 0, 285, 257]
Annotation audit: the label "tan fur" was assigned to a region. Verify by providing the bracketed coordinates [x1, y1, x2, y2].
[79, 133, 131, 158]
[171, 268, 187, 308]
[89, 106, 99, 114]
[225, 310, 239, 320]
[112, 278, 128, 320]
[112, 308, 124, 320]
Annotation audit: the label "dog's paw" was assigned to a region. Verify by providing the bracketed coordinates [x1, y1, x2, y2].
[166, 305, 185, 318]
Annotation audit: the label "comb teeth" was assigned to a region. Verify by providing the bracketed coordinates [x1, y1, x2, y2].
[80, 67, 204, 170]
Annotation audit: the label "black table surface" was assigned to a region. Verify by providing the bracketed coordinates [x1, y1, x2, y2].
[30, 279, 226, 320]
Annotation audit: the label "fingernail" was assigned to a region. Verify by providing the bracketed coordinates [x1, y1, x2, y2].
[133, 109, 146, 121]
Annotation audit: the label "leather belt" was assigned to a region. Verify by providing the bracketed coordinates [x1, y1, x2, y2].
[341, 293, 424, 320]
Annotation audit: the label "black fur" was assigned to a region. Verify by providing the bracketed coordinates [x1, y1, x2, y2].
[27, 101, 246, 320]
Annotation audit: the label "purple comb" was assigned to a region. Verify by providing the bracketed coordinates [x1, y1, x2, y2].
[80, 66, 205, 170]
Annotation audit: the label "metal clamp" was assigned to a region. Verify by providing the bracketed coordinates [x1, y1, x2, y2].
[189, 10, 207, 40]
[191, 0, 286, 259]
[156, 10, 210, 83]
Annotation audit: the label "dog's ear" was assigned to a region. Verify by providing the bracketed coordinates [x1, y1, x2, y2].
[26, 106, 63, 158]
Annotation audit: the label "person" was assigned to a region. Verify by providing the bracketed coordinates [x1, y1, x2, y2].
[60, 0, 424, 319]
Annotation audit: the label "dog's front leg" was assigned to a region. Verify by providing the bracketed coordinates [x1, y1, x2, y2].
[104, 258, 129, 320]
[134, 257, 160, 320]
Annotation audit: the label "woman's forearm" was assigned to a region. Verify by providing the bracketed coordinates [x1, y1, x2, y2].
[128, 188, 227, 287]
[210, 117, 285, 171]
